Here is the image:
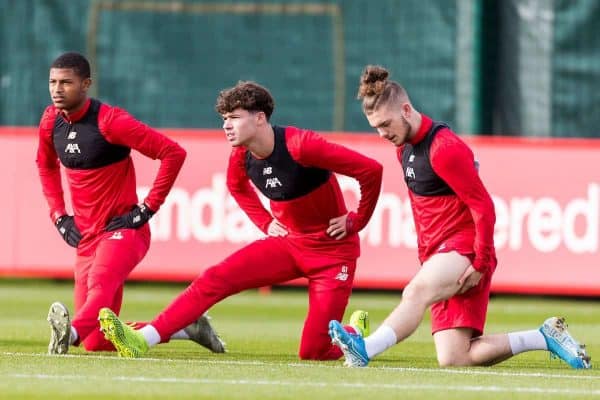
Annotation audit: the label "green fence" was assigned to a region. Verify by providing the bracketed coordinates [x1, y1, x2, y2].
[1, 0, 599, 137]
[0, 0, 475, 132]
[493, 0, 600, 137]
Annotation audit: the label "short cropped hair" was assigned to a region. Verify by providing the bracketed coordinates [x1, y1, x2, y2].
[51, 52, 91, 79]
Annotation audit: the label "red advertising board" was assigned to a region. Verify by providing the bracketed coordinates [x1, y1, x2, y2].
[2, 127, 599, 296]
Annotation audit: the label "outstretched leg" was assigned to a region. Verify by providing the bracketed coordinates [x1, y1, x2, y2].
[330, 251, 473, 366]
[100, 237, 301, 357]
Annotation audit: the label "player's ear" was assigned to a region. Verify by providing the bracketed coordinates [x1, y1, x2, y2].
[256, 111, 268, 125]
[82, 77, 92, 92]
[400, 102, 412, 119]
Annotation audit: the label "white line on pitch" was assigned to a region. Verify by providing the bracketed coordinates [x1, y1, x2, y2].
[5, 373, 600, 396]
[2, 351, 598, 381]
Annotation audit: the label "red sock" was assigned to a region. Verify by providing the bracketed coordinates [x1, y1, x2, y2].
[344, 325, 358, 335]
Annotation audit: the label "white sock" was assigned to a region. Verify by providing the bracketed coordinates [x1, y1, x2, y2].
[70, 326, 78, 345]
[140, 325, 161, 347]
[508, 330, 548, 355]
[170, 329, 190, 340]
[364, 325, 397, 359]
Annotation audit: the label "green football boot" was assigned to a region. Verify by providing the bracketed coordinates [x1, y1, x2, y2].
[98, 308, 149, 358]
[348, 310, 370, 337]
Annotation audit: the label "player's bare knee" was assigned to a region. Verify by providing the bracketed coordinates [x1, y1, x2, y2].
[437, 352, 472, 367]
[402, 280, 431, 305]
[437, 354, 460, 367]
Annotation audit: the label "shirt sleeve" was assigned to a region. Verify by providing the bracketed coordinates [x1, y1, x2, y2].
[226, 148, 273, 233]
[35, 106, 66, 222]
[430, 130, 496, 272]
[289, 129, 383, 234]
[98, 105, 187, 212]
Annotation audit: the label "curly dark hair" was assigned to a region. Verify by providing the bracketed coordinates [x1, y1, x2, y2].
[357, 65, 407, 114]
[50, 52, 91, 79]
[215, 81, 275, 120]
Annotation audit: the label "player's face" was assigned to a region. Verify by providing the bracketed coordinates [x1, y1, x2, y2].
[366, 103, 412, 146]
[221, 108, 262, 147]
[49, 68, 90, 113]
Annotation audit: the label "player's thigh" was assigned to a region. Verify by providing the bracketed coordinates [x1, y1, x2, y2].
[206, 237, 300, 290]
[430, 268, 492, 337]
[410, 251, 471, 303]
[306, 259, 357, 321]
[89, 228, 150, 284]
[299, 260, 356, 352]
[433, 327, 475, 365]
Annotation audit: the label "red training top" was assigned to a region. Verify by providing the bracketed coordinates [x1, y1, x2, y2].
[227, 126, 383, 260]
[36, 98, 186, 255]
[398, 114, 496, 272]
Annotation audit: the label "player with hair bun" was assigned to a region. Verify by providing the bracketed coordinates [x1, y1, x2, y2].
[329, 65, 591, 369]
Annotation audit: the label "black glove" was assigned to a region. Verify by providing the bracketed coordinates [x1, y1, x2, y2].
[55, 215, 82, 248]
[105, 203, 155, 231]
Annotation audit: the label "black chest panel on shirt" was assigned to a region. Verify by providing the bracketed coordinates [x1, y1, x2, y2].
[245, 126, 331, 201]
[401, 121, 455, 196]
[52, 99, 131, 169]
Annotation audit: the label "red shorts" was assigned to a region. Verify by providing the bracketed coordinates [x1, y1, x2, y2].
[429, 249, 493, 337]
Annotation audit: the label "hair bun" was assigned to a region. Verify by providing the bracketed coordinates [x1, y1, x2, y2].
[362, 65, 389, 84]
[358, 65, 389, 98]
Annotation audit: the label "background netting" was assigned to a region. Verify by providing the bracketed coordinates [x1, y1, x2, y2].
[1, 0, 599, 136]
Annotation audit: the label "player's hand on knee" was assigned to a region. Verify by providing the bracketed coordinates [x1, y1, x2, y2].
[457, 265, 482, 294]
[105, 203, 155, 231]
[55, 215, 82, 248]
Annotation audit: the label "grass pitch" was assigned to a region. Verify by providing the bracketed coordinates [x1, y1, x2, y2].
[1, 279, 599, 399]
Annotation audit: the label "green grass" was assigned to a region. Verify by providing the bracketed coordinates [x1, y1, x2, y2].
[1, 279, 600, 399]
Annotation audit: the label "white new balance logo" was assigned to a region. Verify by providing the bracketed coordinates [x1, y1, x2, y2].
[68, 131, 77, 140]
[335, 265, 349, 281]
[65, 143, 81, 153]
[109, 231, 123, 240]
[263, 167, 272, 175]
[265, 177, 282, 188]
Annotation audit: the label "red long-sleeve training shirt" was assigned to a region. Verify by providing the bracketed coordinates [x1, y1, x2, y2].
[227, 126, 383, 259]
[36, 98, 186, 254]
[398, 115, 496, 272]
